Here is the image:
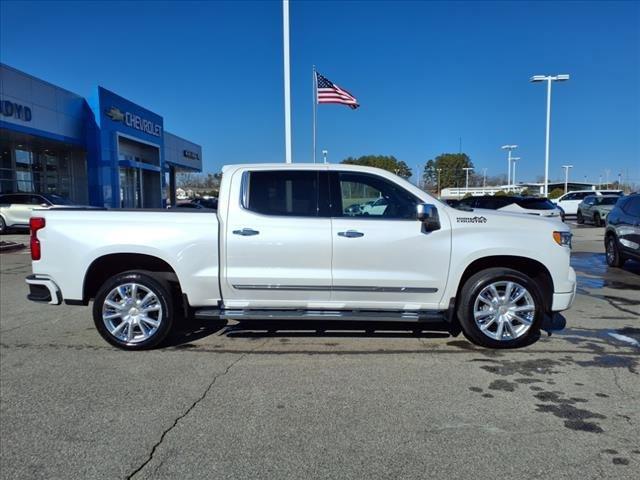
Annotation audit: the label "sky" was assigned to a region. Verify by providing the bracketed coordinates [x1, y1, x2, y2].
[1, 0, 639, 185]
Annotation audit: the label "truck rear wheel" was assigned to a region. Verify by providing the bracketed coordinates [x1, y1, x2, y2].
[93, 270, 174, 350]
[457, 268, 544, 349]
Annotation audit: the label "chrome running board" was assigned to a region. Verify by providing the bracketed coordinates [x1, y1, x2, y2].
[194, 308, 447, 323]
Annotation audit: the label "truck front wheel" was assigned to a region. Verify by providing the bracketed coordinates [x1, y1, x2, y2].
[93, 270, 174, 350]
[457, 268, 544, 349]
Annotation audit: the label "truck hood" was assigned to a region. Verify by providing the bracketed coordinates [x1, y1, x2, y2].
[449, 207, 568, 232]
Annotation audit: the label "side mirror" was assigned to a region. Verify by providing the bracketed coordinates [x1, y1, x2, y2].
[40, 203, 49, 207]
[416, 203, 440, 231]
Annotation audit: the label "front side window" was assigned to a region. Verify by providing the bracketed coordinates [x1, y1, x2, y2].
[336, 172, 419, 219]
[245, 170, 319, 217]
[29, 195, 47, 205]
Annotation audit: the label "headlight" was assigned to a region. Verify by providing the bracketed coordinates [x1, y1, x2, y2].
[553, 231, 572, 247]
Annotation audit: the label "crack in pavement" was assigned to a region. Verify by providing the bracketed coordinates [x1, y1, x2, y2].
[126, 351, 249, 479]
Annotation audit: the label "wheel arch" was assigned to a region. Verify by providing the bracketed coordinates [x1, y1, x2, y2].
[83, 253, 181, 304]
[455, 255, 554, 312]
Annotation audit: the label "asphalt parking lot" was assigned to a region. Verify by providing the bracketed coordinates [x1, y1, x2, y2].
[1, 224, 638, 480]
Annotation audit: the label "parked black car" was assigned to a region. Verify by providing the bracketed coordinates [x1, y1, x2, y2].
[173, 197, 218, 210]
[604, 193, 640, 267]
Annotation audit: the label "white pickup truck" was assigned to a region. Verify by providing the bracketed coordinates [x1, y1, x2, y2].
[26, 164, 576, 350]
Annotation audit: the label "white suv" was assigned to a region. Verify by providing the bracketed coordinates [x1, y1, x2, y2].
[0, 193, 76, 233]
[553, 190, 623, 216]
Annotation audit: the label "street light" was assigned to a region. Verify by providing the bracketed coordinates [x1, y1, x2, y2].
[561, 165, 573, 193]
[530, 73, 570, 196]
[463, 167, 474, 191]
[437, 168, 442, 197]
[501, 145, 518, 190]
[511, 157, 521, 186]
[322, 149, 328, 164]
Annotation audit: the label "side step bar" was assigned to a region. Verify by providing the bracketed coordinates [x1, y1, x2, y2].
[194, 308, 448, 323]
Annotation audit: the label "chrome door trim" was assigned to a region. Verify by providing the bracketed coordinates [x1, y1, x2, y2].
[232, 284, 437, 293]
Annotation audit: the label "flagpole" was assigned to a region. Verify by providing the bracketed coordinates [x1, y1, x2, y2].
[312, 65, 317, 164]
[283, 0, 292, 163]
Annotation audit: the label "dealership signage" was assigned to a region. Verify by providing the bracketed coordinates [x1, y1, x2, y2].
[105, 106, 161, 137]
[0, 99, 32, 122]
[183, 150, 200, 160]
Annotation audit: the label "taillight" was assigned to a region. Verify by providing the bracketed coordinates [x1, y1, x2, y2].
[30, 217, 45, 261]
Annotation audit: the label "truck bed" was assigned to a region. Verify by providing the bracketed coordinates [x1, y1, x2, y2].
[31, 209, 221, 307]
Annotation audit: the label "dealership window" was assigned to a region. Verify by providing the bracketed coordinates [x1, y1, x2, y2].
[15, 149, 34, 192]
[0, 149, 13, 192]
[0, 142, 76, 198]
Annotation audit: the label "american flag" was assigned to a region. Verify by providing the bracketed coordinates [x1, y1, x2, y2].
[316, 72, 359, 109]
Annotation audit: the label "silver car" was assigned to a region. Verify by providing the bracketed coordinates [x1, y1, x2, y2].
[0, 193, 76, 233]
[577, 195, 619, 227]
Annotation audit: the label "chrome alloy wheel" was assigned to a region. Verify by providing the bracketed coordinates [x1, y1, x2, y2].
[473, 281, 536, 342]
[102, 283, 163, 344]
[606, 237, 616, 264]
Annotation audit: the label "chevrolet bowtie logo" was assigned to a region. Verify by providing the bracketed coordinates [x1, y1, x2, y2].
[105, 106, 124, 122]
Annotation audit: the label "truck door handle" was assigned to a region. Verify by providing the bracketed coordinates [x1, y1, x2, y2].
[338, 230, 364, 238]
[233, 228, 260, 236]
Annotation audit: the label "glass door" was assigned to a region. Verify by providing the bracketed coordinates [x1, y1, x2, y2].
[119, 167, 141, 208]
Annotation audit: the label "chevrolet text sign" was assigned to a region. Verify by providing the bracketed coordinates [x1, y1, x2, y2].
[105, 106, 161, 137]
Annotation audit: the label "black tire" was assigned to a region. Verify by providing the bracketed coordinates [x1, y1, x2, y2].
[576, 211, 584, 224]
[0, 216, 6, 234]
[605, 235, 625, 268]
[594, 212, 602, 227]
[93, 270, 174, 350]
[457, 268, 545, 349]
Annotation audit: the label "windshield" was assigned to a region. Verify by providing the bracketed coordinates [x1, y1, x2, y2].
[597, 197, 619, 205]
[514, 198, 556, 210]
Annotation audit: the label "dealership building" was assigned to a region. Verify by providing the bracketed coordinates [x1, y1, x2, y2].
[0, 63, 202, 207]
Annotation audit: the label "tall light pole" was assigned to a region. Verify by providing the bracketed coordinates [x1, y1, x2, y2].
[322, 149, 328, 164]
[561, 165, 573, 193]
[604, 169, 610, 189]
[463, 167, 474, 191]
[511, 157, 521, 186]
[482, 168, 487, 188]
[501, 145, 518, 190]
[437, 168, 442, 197]
[530, 74, 570, 196]
[282, 0, 292, 163]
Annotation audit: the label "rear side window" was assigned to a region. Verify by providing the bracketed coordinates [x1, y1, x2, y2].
[515, 198, 556, 210]
[244, 170, 319, 217]
[476, 197, 513, 209]
[622, 197, 640, 217]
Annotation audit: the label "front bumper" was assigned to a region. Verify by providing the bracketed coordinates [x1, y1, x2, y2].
[25, 274, 62, 305]
[551, 266, 577, 311]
